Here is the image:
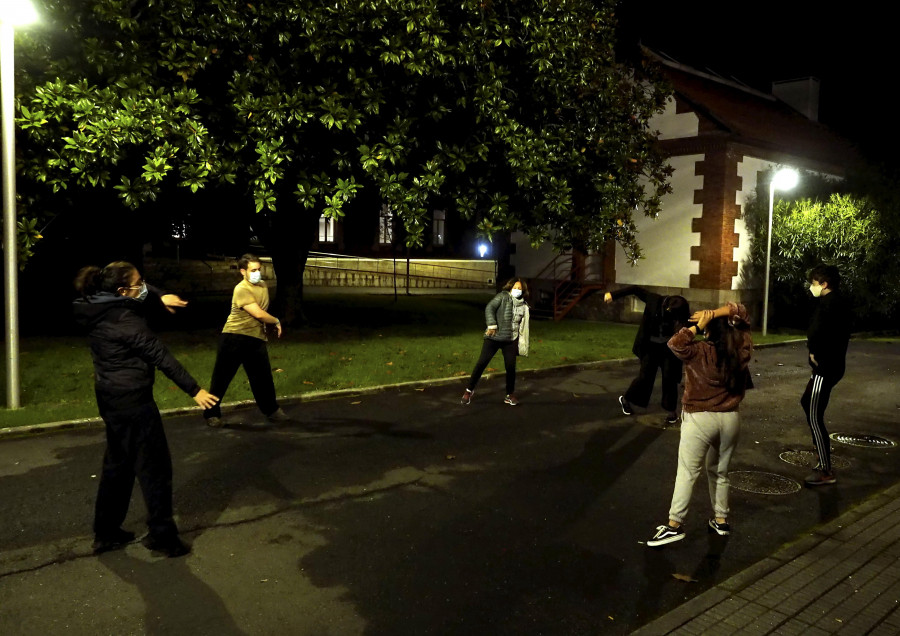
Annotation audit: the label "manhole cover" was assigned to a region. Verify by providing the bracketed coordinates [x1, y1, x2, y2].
[830, 433, 896, 448]
[779, 450, 851, 470]
[729, 471, 800, 495]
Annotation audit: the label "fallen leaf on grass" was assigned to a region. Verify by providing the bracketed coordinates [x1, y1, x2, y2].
[386, 361, 393, 366]
[415, 388, 425, 392]
[350, 401, 362, 405]
[303, 381, 314, 385]
[486, 367, 497, 372]
[274, 368, 284, 373]
[672, 573, 697, 583]
[454, 371, 467, 377]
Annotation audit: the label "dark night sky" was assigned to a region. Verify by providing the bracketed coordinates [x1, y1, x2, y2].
[617, 2, 888, 161]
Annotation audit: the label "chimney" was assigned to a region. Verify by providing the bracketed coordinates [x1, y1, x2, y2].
[772, 77, 820, 122]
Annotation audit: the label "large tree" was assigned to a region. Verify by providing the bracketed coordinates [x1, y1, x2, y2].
[15, 0, 672, 323]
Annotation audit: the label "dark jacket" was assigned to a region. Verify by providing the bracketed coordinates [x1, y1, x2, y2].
[610, 286, 686, 358]
[484, 292, 519, 342]
[73, 293, 200, 412]
[807, 290, 851, 380]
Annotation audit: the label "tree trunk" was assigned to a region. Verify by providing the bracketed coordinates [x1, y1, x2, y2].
[265, 204, 318, 326]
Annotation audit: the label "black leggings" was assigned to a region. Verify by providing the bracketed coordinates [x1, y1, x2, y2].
[625, 343, 683, 412]
[205, 333, 278, 419]
[467, 338, 518, 395]
[801, 373, 841, 473]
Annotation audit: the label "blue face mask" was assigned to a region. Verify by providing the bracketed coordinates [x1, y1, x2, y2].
[135, 282, 149, 302]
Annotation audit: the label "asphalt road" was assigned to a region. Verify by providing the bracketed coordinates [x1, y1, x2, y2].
[0, 339, 898, 635]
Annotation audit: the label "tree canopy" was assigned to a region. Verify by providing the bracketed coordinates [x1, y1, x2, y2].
[14, 0, 672, 317]
[742, 170, 899, 328]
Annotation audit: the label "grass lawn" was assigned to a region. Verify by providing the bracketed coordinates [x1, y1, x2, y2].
[0, 292, 803, 429]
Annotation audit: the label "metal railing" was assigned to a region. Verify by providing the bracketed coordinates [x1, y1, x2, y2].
[529, 251, 605, 320]
[306, 251, 496, 287]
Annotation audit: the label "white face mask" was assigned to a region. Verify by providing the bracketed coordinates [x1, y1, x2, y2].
[809, 283, 823, 298]
[510, 288, 523, 299]
[249, 271, 262, 285]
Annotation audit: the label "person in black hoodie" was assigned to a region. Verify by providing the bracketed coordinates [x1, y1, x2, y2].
[604, 287, 690, 424]
[73, 262, 218, 557]
[802, 264, 852, 487]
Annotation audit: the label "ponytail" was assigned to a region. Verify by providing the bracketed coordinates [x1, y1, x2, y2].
[706, 316, 751, 394]
[74, 262, 137, 298]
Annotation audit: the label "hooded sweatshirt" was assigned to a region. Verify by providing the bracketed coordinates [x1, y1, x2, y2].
[73, 293, 200, 412]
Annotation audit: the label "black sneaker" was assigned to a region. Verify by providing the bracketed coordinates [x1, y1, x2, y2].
[619, 395, 633, 415]
[142, 535, 191, 558]
[460, 389, 473, 405]
[708, 519, 731, 536]
[647, 524, 684, 547]
[664, 412, 679, 425]
[205, 416, 224, 428]
[92, 528, 136, 554]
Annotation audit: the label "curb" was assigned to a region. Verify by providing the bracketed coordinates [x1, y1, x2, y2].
[0, 338, 807, 439]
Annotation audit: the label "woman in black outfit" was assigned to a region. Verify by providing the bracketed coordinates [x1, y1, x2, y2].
[605, 287, 690, 424]
[74, 262, 218, 557]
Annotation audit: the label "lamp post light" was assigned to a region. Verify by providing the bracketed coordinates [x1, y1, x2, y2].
[762, 167, 799, 337]
[1, 0, 38, 409]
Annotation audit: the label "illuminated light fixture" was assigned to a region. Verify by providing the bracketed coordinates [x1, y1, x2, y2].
[478, 243, 489, 258]
[762, 168, 799, 337]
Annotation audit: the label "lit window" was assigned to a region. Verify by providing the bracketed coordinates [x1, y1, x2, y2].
[379, 204, 393, 244]
[318, 215, 335, 242]
[433, 209, 446, 246]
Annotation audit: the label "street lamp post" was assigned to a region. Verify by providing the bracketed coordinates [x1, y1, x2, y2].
[1, 1, 38, 409]
[763, 168, 799, 337]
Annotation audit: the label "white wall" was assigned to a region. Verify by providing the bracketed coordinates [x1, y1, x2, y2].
[649, 96, 699, 140]
[615, 154, 704, 288]
[509, 231, 559, 278]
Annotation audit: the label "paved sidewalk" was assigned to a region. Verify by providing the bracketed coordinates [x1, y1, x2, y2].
[633, 481, 900, 635]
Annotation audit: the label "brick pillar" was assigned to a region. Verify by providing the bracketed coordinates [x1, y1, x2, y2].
[689, 148, 743, 290]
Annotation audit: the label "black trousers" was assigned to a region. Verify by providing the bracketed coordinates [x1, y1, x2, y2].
[94, 401, 178, 541]
[467, 338, 518, 395]
[205, 333, 278, 419]
[801, 372, 841, 473]
[624, 342, 682, 412]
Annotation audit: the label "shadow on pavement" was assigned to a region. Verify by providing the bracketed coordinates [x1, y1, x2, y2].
[98, 550, 247, 635]
[297, 423, 663, 635]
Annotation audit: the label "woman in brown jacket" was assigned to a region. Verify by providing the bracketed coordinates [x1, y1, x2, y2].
[646, 303, 753, 547]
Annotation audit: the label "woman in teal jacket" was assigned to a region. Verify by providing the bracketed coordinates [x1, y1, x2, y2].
[460, 278, 530, 406]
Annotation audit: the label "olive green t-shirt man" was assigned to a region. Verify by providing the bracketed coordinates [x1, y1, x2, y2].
[204, 256, 285, 426]
[222, 279, 270, 341]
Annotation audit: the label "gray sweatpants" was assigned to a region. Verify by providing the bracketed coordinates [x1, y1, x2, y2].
[668, 410, 741, 524]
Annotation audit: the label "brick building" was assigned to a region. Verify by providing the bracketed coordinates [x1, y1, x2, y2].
[512, 52, 861, 321]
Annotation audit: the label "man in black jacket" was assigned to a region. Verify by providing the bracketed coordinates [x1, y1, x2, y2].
[605, 287, 689, 424]
[802, 264, 852, 486]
